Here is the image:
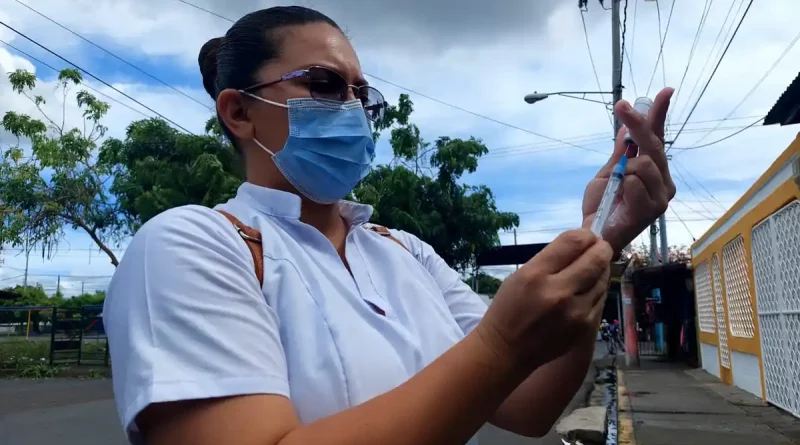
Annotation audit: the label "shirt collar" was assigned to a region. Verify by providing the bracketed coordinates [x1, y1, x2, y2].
[235, 182, 374, 225]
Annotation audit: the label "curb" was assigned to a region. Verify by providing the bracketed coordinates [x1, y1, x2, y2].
[616, 369, 637, 445]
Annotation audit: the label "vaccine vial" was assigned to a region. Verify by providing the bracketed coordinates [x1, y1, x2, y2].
[623, 97, 653, 145]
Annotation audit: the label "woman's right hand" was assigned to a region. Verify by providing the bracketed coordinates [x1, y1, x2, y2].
[477, 229, 613, 370]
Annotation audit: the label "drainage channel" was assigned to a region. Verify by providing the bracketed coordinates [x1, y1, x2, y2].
[604, 367, 618, 445]
[559, 365, 620, 445]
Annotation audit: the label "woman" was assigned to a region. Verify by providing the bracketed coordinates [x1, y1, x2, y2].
[104, 6, 675, 445]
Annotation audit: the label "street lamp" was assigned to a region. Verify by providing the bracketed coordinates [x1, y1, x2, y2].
[523, 91, 614, 106]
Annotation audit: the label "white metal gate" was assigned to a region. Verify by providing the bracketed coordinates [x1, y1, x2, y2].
[751, 200, 800, 419]
[711, 254, 731, 369]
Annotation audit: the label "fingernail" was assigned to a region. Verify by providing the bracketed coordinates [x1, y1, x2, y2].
[620, 102, 632, 112]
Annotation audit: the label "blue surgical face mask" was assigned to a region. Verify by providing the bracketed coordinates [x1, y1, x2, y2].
[241, 93, 375, 204]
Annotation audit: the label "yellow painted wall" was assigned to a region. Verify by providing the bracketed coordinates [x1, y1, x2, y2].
[691, 132, 800, 399]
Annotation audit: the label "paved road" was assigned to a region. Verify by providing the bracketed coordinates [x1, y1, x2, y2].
[0, 343, 612, 445]
[0, 378, 123, 445]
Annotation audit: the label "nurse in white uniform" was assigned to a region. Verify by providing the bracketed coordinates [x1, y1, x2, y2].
[104, 6, 676, 445]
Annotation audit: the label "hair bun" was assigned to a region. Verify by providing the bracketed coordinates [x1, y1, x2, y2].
[199, 37, 222, 99]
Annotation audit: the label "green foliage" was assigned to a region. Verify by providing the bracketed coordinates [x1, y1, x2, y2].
[0, 340, 65, 378]
[1, 72, 515, 274]
[60, 291, 106, 308]
[630, 243, 691, 268]
[0, 285, 105, 336]
[356, 94, 519, 271]
[0, 69, 123, 266]
[464, 272, 503, 297]
[103, 118, 243, 233]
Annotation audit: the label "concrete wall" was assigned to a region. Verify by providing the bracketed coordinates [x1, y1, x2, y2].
[701, 342, 720, 378]
[731, 350, 764, 398]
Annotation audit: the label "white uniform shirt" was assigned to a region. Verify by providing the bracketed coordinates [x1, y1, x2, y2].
[104, 182, 490, 444]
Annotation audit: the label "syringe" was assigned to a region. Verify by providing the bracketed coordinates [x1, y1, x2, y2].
[589, 97, 653, 238]
[589, 156, 627, 237]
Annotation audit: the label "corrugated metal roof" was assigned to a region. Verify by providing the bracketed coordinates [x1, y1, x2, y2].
[764, 71, 800, 126]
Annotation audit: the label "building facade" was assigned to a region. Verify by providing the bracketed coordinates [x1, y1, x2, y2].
[691, 133, 800, 418]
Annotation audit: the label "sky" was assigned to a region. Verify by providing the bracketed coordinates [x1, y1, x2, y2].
[1, 0, 799, 295]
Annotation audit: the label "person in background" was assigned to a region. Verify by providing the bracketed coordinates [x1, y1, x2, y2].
[611, 319, 625, 352]
[600, 319, 615, 355]
[103, 6, 675, 445]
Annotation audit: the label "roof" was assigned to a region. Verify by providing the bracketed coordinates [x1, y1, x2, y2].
[764, 71, 800, 126]
[476, 243, 548, 267]
[477, 243, 630, 281]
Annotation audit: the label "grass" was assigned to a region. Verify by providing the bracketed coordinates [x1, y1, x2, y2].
[0, 337, 109, 379]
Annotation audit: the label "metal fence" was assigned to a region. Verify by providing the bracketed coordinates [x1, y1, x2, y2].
[0, 306, 54, 339]
[0, 305, 109, 371]
[49, 305, 108, 367]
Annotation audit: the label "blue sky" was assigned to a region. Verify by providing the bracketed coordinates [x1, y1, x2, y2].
[1, 0, 799, 295]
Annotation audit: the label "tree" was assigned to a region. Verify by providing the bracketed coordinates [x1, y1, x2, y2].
[103, 117, 242, 234]
[355, 94, 519, 271]
[630, 243, 691, 268]
[464, 272, 504, 297]
[0, 69, 123, 265]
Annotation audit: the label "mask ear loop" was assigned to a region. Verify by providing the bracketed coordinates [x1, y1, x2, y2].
[252, 138, 277, 157]
[238, 90, 287, 157]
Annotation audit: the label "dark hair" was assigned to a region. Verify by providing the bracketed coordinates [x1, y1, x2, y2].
[198, 6, 341, 144]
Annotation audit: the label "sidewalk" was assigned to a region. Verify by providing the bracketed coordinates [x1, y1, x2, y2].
[618, 358, 800, 445]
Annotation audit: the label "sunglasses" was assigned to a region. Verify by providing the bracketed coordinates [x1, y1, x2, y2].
[242, 66, 387, 123]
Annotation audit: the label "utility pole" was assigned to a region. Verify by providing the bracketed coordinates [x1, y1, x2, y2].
[513, 229, 519, 271]
[612, 0, 662, 267]
[649, 223, 659, 265]
[611, 0, 623, 135]
[56, 275, 61, 296]
[622, 261, 639, 367]
[612, 0, 639, 367]
[658, 214, 668, 263]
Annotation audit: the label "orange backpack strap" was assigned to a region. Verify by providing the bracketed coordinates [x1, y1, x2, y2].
[218, 210, 264, 287]
[366, 225, 409, 252]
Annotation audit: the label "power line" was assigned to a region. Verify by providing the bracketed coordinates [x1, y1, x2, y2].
[171, 0, 607, 156]
[671, 158, 728, 211]
[669, 166, 720, 219]
[669, 205, 696, 241]
[669, 0, 754, 149]
[630, 0, 639, 56]
[366, 74, 607, 155]
[623, 32, 639, 97]
[668, 0, 713, 129]
[580, 9, 614, 129]
[690, 28, 800, 146]
[175, 0, 232, 21]
[0, 40, 151, 120]
[620, 0, 629, 83]
[506, 216, 719, 235]
[671, 116, 764, 151]
[646, 0, 676, 97]
[671, 197, 724, 220]
[0, 21, 196, 135]
[673, 0, 743, 126]
[13, 0, 213, 112]
[507, 201, 726, 216]
[485, 120, 763, 159]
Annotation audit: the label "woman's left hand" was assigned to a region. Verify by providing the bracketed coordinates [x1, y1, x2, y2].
[581, 87, 676, 253]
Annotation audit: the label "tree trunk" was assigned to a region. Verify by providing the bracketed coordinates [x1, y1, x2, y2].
[75, 221, 119, 267]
